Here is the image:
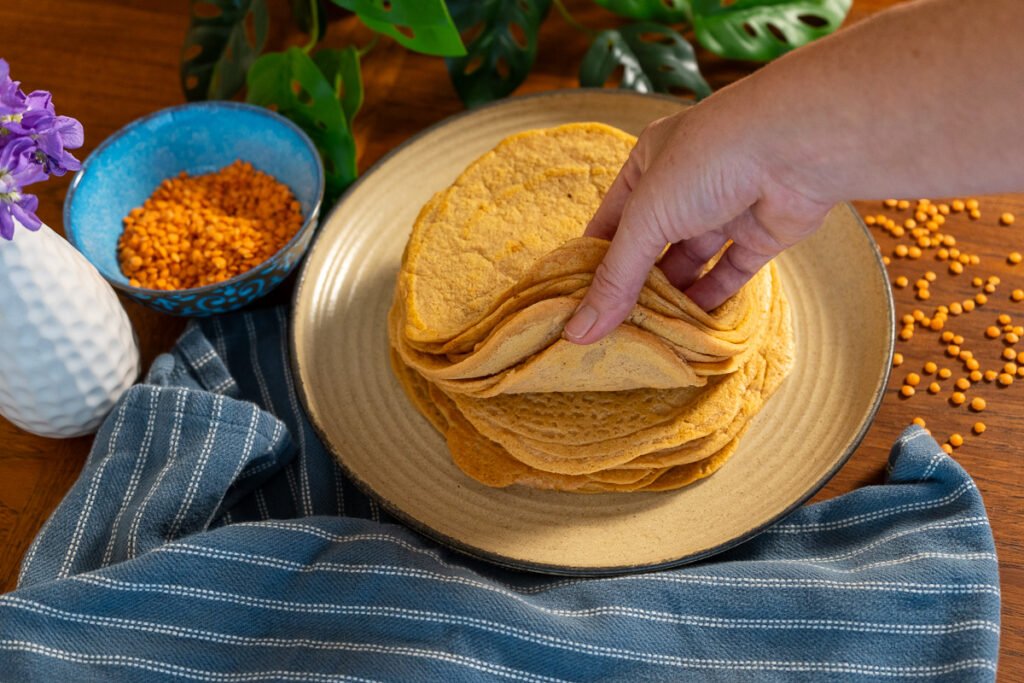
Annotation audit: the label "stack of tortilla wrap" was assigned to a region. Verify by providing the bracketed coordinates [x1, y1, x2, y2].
[388, 123, 794, 493]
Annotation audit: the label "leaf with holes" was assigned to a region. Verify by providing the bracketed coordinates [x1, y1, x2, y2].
[691, 0, 851, 62]
[246, 47, 357, 203]
[312, 47, 364, 127]
[580, 22, 711, 99]
[444, 0, 551, 108]
[181, 0, 269, 101]
[593, 0, 691, 23]
[329, 0, 466, 56]
[289, 0, 328, 43]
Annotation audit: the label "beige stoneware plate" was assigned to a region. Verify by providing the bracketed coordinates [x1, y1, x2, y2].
[292, 89, 894, 575]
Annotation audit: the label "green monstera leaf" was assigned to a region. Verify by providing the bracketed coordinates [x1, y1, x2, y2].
[246, 47, 358, 203]
[691, 0, 851, 62]
[312, 47, 364, 128]
[445, 0, 551, 108]
[593, 0, 691, 23]
[580, 22, 711, 99]
[181, 0, 269, 101]
[329, 0, 466, 56]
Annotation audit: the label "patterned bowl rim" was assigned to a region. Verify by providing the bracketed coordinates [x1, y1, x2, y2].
[63, 100, 325, 300]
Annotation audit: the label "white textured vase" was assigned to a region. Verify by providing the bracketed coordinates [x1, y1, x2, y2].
[0, 220, 140, 438]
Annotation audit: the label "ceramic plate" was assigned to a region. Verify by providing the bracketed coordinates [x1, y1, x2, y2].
[292, 90, 894, 575]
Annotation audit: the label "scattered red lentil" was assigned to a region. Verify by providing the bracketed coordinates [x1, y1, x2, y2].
[873, 199, 1024, 442]
[1000, 212, 1015, 226]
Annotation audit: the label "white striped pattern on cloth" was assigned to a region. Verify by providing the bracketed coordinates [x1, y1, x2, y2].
[4, 308, 1000, 682]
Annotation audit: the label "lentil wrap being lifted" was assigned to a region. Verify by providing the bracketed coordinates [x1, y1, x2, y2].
[388, 122, 795, 493]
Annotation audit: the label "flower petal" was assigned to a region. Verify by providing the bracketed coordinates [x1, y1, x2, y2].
[55, 115, 84, 149]
[10, 194, 41, 230]
[24, 90, 53, 114]
[0, 206, 15, 240]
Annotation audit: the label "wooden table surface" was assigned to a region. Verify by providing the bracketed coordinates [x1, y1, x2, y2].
[1, 0, 1020, 677]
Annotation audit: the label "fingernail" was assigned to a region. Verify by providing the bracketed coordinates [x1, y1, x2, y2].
[563, 304, 598, 341]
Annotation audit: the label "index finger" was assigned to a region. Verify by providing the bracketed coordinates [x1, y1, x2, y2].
[563, 198, 668, 344]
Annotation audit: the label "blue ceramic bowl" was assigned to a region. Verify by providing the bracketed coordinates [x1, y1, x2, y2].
[64, 101, 324, 316]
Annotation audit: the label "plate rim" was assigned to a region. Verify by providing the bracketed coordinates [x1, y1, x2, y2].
[290, 88, 896, 576]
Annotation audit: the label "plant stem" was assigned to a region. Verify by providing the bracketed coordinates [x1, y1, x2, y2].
[357, 33, 380, 58]
[302, 0, 320, 54]
[552, 0, 597, 37]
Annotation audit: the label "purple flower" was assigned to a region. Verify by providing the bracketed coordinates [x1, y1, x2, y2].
[0, 139, 46, 238]
[0, 58, 84, 238]
[0, 59, 27, 116]
[39, 117, 83, 176]
[2, 87, 83, 175]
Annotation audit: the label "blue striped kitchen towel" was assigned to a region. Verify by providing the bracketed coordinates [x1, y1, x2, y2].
[2, 307, 1000, 681]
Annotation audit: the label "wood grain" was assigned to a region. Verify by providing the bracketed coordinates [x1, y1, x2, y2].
[0, 0, 1019, 677]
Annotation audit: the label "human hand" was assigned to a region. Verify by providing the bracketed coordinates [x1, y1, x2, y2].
[562, 94, 833, 345]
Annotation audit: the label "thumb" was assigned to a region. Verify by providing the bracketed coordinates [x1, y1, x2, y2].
[563, 199, 667, 345]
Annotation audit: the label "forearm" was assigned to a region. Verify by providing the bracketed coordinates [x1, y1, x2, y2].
[725, 0, 1024, 203]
